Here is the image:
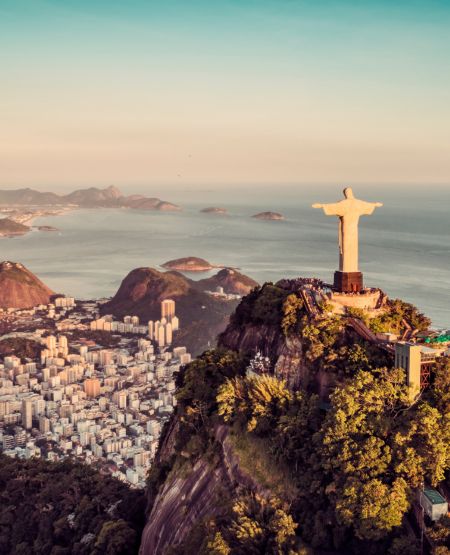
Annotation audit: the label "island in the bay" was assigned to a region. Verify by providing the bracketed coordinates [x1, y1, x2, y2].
[0, 218, 30, 238]
[0, 218, 60, 238]
[161, 256, 224, 272]
[252, 210, 285, 220]
[200, 206, 228, 215]
[36, 225, 58, 232]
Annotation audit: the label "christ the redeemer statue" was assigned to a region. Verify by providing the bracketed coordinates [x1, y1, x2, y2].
[313, 187, 382, 292]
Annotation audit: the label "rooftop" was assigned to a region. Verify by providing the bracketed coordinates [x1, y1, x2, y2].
[423, 488, 447, 506]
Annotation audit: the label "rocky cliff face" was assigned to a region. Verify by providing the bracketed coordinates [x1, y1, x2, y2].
[140, 424, 268, 555]
[219, 320, 314, 391]
[219, 321, 282, 356]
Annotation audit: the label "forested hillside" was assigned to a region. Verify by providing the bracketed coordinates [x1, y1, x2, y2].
[142, 282, 450, 554]
[0, 456, 146, 555]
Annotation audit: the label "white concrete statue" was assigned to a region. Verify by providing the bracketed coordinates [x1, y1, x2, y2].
[312, 188, 383, 273]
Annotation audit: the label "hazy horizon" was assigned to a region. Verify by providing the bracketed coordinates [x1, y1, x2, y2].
[2, 182, 450, 194]
[2, 0, 450, 188]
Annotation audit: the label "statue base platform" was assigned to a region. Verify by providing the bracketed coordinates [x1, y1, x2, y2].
[334, 271, 363, 293]
[329, 289, 381, 311]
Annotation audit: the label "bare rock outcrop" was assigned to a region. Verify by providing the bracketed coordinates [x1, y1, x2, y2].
[140, 425, 269, 555]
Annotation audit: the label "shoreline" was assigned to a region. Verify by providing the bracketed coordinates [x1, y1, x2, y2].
[0, 205, 76, 238]
[0, 202, 183, 238]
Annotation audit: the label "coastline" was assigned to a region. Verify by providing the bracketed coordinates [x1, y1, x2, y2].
[0, 191, 448, 328]
[0, 205, 75, 238]
[0, 201, 182, 238]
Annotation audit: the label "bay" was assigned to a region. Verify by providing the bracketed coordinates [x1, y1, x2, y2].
[1, 184, 449, 328]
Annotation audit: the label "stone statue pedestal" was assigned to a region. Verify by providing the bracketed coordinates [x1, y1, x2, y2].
[334, 271, 363, 293]
[329, 288, 381, 311]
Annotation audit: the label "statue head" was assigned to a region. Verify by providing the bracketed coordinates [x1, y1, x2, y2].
[343, 187, 354, 199]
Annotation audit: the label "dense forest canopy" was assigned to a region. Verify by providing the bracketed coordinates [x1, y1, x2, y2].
[0, 456, 146, 555]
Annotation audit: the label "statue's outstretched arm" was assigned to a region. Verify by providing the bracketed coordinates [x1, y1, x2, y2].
[312, 202, 343, 216]
[360, 201, 383, 215]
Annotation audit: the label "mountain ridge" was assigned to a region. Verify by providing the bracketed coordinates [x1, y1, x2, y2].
[0, 186, 180, 211]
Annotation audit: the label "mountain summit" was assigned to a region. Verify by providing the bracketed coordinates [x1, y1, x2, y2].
[101, 267, 257, 354]
[0, 186, 180, 211]
[0, 261, 54, 308]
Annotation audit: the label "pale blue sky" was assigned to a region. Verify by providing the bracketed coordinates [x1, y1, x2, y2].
[1, 0, 450, 187]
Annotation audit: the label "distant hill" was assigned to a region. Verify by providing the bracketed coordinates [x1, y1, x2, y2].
[63, 184, 122, 205]
[0, 261, 54, 308]
[161, 257, 219, 272]
[126, 197, 181, 211]
[194, 268, 258, 295]
[101, 267, 241, 355]
[0, 218, 29, 237]
[0, 188, 60, 205]
[0, 186, 180, 211]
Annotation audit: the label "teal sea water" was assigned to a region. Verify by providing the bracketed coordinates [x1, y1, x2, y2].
[1, 185, 449, 328]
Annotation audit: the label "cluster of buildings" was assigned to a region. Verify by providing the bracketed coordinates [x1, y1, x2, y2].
[0, 297, 191, 488]
[90, 299, 180, 349]
[54, 296, 76, 309]
[205, 286, 242, 301]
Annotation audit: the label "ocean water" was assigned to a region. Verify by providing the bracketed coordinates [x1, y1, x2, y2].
[1, 184, 449, 328]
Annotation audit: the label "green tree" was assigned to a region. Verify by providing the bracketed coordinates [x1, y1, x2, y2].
[227, 494, 298, 554]
[388, 534, 421, 555]
[207, 532, 231, 555]
[432, 356, 450, 413]
[93, 520, 136, 555]
[335, 477, 409, 540]
[217, 374, 292, 433]
[176, 349, 245, 438]
[318, 368, 450, 540]
[281, 294, 304, 336]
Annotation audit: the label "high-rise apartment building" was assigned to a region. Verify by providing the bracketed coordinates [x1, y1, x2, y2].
[39, 415, 50, 433]
[46, 335, 57, 352]
[157, 326, 165, 348]
[165, 323, 173, 345]
[84, 378, 101, 398]
[161, 299, 175, 320]
[58, 335, 68, 356]
[21, 399, 33, 429]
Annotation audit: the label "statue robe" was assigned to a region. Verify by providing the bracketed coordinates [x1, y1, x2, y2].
[319, 198, 379, 273]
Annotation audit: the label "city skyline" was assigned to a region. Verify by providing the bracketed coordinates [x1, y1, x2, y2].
[2, 0, 450, 188]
